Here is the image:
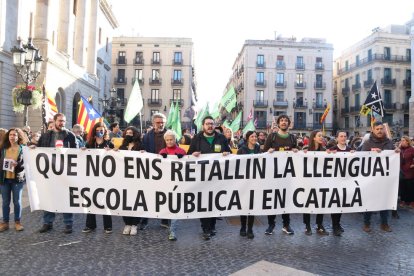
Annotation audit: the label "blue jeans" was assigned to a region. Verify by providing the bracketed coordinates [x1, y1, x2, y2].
[43, 211, 73, 226]
[363, 210, 389, 225]
[1, 179, 24, 222]
[170, 219, 178, 233]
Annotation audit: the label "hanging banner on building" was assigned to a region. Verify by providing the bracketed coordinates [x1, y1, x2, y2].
[23, 148, 399, 219]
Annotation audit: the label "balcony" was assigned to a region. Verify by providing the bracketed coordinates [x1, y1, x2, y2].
[171, 78, 184, 86]
[170, 99, 184, 107]
[147, 99, 162, 107]
[293, 101, 308, 109]
[151, 59, 161, 65]
[253, 100, 268, 108]
[275, 81, 287, 88]
[295, 63, 305, 70]
[384, 103, 397, 111]
[350, 105, 361, 114]
[116, 58, 127, 65]
[403, 78, 411, 88]
[294, 82, 306, 89]
[273, 100, 288, 108]
[149, 78, 162, 85]
[364, 79, 374, 88]
[381, 78, 396, 87]
[276, 61, 286, 70]
[314, 82, 326, 90]
[312, 103, 326, 110]
[114, 77, 127, 85]
[256, 62, 266, 68]
[255, 80, 267, 87]
[352, 82, 361, 91]
[315, 63, 325, 71]
[131, 77, 144, 85]
[173, 59, 183, 65]
[134, 58, 144, 65]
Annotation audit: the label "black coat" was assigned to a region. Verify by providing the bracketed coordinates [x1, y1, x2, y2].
[188, 132, 231, 154]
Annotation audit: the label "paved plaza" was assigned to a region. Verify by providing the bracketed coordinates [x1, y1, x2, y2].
[0, 187, 414, 275]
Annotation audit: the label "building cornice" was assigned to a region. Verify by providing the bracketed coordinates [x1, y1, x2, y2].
[99, 0, 119, 29]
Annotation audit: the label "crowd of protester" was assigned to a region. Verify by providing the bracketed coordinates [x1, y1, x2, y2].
[0, 112, 413, 241]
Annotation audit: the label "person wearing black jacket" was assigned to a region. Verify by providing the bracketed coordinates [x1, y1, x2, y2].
[36, 113, 78, 234]
[187, 116, 231, 240]
[81, 122, 114, 234]
[237, 131, 261, 239]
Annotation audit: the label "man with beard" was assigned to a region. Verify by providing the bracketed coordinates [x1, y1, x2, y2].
[263, 115, 297, 236]
[142, 113, 168, 230]
[35, 113, 78, 234]
[188, 116, 231, 240]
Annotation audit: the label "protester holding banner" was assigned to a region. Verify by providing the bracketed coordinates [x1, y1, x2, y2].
[303, 130, 329, 236]
[0, 128, 26, 232]
[143, 113, 168, 229]
[237, 131, 261, 239]
[398, 136, 414, 208]
[119, 126, 145, 235]
[36, 113, 78, 234]
[188, 115, 231, 240]
[263, 115, 296, 236]
[159, 130, 187, 241]
[82, 122, 114, 234]
[327, 131, 353, 236]
[361, 121, 395, 233]
[224, 128, 238, 150]
[72, 124, 86, 148]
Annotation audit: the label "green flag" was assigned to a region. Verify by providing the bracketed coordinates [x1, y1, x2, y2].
[229, 112, 242, 133]
[195, 102, 209, 132]
[242, 119, 255, 134]
[166, 102, 175, 128]
[220, 86, 237, 113]
[222, 120, 230, 129]
[209, 102, 220, 120]
[124, 79, 143, 123]
[170, 103, 182, 140]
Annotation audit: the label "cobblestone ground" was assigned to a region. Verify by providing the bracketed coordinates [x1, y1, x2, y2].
[0, 192, 414, 275]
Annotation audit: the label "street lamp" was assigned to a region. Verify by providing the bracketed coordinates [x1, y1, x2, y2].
[99, 88, 121, 123]
[10, 38, 44, 126]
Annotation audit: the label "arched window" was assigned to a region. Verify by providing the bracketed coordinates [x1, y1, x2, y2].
[55, 88, 65, 115]
[72, 92, 81, 127]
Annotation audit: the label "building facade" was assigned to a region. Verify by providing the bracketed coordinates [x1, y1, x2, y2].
[111, 37, 197, 128]
[0, 0, 118, 130]
[333, 25, 411, 138]
[225, 37, 333, 135]
[408, 14, 414, 137]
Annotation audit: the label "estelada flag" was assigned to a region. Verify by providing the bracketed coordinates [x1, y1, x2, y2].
[320, 103, 331, 124]
[360, 81, 384, 117]
[77, 96, 103, 136]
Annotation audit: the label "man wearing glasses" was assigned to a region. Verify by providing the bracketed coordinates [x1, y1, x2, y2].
[142, 113, 169, 230]
[188, 116, 231, 240]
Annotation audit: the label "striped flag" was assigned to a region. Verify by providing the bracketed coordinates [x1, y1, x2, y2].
[247, 108, 253, 121]
[77, 96, 102, 137]
[44, 91, 58, 123]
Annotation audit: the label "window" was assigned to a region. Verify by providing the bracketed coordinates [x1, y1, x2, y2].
[174, 52, 182, 64]
[117, 88, 125, 99]
[173, 70, 182, 81]
[256, 90, 264, 102]
[345, 78, 349, 88]
[355, 55, 360, 66]
[384, 68, 392, 80]
[296, 56, 303, 65]
[296, 73, 304, 84]
[345, 61, 349, 70]
[134, 69, 143, 82]
[316, 74, 323, 86]
[316, 57, 322, 63]
[404, 114, 409, 127]
[135, 52, 143, 64]
[118, 51, 126, 64]
[406, 69, 411, 80]
[406, 90, 411, 104]
[257, 55, 264, 66]
[344, 97, 349, 110]
[315, 93, 323, 107]
[173, 89, 181, 100]
[276, 91, 284, 102]
[367, 49, 372, 61]
[276, 55, 284, 68]
[73, 0, 77, 15]
[151, 89, 159, 100]
[314, 113, 322, 125]
[276, 73, 284, 84]
[384, 89, 392, 104]
[153, 52, 160, 63]
[256, 72, 264, 83]
[345, 117, 349, 129]
[355, 93, 360, 108]
[383, 113, 393, 125]
[296, 92, 304, 106]
[367, 69, 372, 81]
[384, 47, 391, 60]
[254, 111, 267, 127]
[294, 112, 306, 128]
[152, 69, 160, 80]
[407, 49, 411, 60]
[117, 69, 125, 81]
[315, 57, 323, 69]
[355, 116, 360, 127]
[355, 74, 360, 85]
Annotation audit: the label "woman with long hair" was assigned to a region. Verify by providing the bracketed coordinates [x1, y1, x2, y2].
[82, 122, 114, 234]
[224, 128, 238, 149]
[303, 130, 329, 236]
[0, 128, 26, 232]
[118, 126, 145, 235]
[398, 136, 414, 208]
[237, 131, 261, 239]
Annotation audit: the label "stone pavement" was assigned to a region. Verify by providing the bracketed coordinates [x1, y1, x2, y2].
[0, 187, 414, 275]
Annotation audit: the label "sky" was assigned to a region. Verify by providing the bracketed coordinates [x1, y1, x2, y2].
[111, 0, 413, 107]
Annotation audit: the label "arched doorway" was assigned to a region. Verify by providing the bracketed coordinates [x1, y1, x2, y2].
[72, 92, 81, 127]
[55, 87, 66, 115]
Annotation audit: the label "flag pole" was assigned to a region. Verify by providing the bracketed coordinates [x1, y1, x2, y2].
[41, 84, 47, 134]
[139, 112, 143, 134]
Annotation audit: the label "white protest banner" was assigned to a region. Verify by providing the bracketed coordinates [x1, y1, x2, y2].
[23, 147, 399, 219]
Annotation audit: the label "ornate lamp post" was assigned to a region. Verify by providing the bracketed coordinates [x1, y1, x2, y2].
[99, 88, 120, 123]
[10, 38, 43, 126]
